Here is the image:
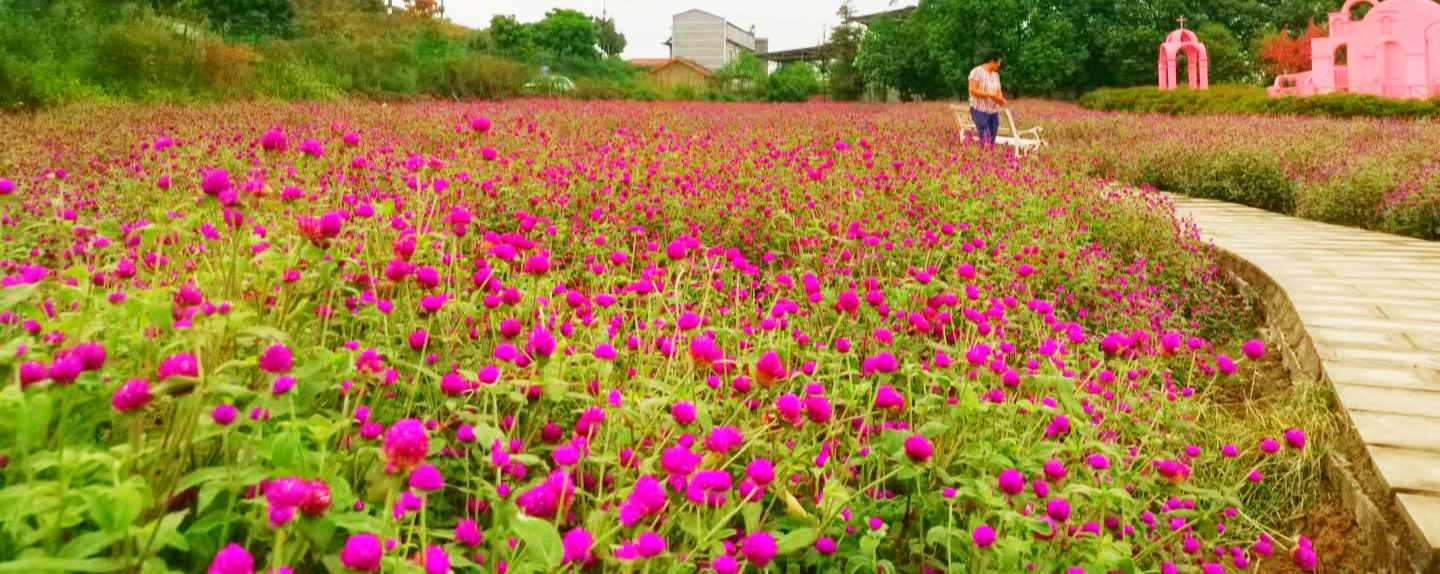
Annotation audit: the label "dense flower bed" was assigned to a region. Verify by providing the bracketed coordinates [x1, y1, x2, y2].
[1025, 99, 1440, 240]
[0, 101, 1319, 573]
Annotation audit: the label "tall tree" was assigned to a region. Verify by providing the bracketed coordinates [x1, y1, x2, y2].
[533, 8, 598, 60]
[489, 14, 534, 59]
[403, 0, 441, 19]
[827, 2, 865, 100]
[593, 14, 626, 58]
[1258, 20, 1324, 80]
[1196, 22, 1252, 84]
[856, 13, 945, 100]
[201, 0, 295, 39]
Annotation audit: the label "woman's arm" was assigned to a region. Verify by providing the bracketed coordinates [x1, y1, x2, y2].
[968, 79, 994, 100]
[968, 79, 1004, 103]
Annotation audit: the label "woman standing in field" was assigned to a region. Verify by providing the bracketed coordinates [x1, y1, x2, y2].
[968, 51, 1006, 145]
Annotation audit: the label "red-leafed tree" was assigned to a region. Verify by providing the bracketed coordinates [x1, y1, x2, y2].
[1258, 21, 1324, 79]
[404, 0, 443, 19]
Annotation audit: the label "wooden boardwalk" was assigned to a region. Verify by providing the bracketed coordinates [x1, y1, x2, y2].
[1172, 195, 1440, 573]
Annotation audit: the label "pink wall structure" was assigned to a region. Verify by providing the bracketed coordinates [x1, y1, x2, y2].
[1269, 0, 1440, 98]
[1159, 24, 1210, 90]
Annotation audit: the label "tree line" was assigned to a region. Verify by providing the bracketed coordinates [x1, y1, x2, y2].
[846, 0, 1351, 100]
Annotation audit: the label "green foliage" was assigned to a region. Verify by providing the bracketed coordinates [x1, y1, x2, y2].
[592, 15, 626, 59]
[1380, 182, 1440, 240]
[568, 76, 660, 101]
[1196, 23, 1253, 85]
[1137, 144, 1296, 213]
[93, 18, 202, 96]
[852, 0, 1344, 98]
[532, 9, 598, 61]
[200, 0, 294, 40]
[488, 14, 534, 59]
[713, 53, 767, 100]
[766, 63, 820, 103]
[253, 58, 344, 101]
[1297, 160, 1398, 228]
[826, 2, 865, 101]
[856, 15, 944, 101]
[1080, 85, 1440, 119]
[420, 56, 528, 100]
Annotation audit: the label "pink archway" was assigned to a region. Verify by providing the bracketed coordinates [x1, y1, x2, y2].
[1158, 21, 1210, 90]
[1270, 0, 1440, 99]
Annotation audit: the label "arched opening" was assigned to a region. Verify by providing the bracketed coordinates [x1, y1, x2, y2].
[1347, 0, 1376, 21]
[1334, 44, 1350, 90]
[1176, 50, 1191, 87]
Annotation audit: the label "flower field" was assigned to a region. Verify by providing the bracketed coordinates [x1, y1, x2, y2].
[1025, 100, 1440, 240]
[0, 101, 1331, 573]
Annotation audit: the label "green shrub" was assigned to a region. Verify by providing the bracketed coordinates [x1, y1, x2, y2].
[1380, 176, 1440, 240]
[1081, 85, 1440, 119]
[766, 63, 819, 103]
[254, 59, 344, 101]
[199, 42, 260, 97]
[93, 18, 201, 94]
[1137, 146, 1295, 213]
[668, 84, 701, 101]
[1297, 161, 1396, 228]
[421, 56, 527, 100]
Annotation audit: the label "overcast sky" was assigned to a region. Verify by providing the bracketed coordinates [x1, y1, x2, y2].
[446, 0, 916, 60]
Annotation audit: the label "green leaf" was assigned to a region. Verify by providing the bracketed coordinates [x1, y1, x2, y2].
[511, 515, 564, 570]
[90, 480, 145, 534]
[146, 511, 190, 552]
[925, 526, 951, 549]
[17, 391, 53, 454]
[330, 512, 386, 534]
[917, 421, 950, 437]
[58, 531, 122, 559]
[0, 558, 127, 572]
[175, 467, 230, 492]
[775, 528, 818, 555]
[239, 326, 290, 344]
[743, 501, 762, 534]
[270, 431, 303, 469]
[0, 283, 38, 311]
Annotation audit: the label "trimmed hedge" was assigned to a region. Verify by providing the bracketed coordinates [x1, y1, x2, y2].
[1080, 85, 1440, 119]
[1134, 144, 1297, 214]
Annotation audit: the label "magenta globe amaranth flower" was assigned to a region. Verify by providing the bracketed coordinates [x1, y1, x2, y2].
[258, 343, 293, 374]
[260, 128, 288, 152]
[202, 169, 232, 196]
[904, 434, 934, 463]
[0, 178, 14, 195]
[712, 554, 739, 574]
[111, 378, 153, 413]
[998, 468, 1025, 495]
[471, 116, 491, 133]
[1242, 339, 1265, 360]
[973, 524, 997, 548]
[1284, 428, 1307, 449]
[422, 544, 449, 574]
[409, 463, 445, 491]
[739, 531, 777, 567]
[339, 533, 383, 572]
[212, 404, 238, 426]
[562, 527, 593, 565]
[671, 401, 696, 425]
[208, 543, 255, 574]
[383, 419, 429, 472]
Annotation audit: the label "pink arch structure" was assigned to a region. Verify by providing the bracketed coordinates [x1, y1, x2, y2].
[1270, 0, 1440, 99]
[1158, 27, 1210, 90]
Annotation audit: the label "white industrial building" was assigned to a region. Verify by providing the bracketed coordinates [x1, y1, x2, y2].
[664, 9, 769, 71]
